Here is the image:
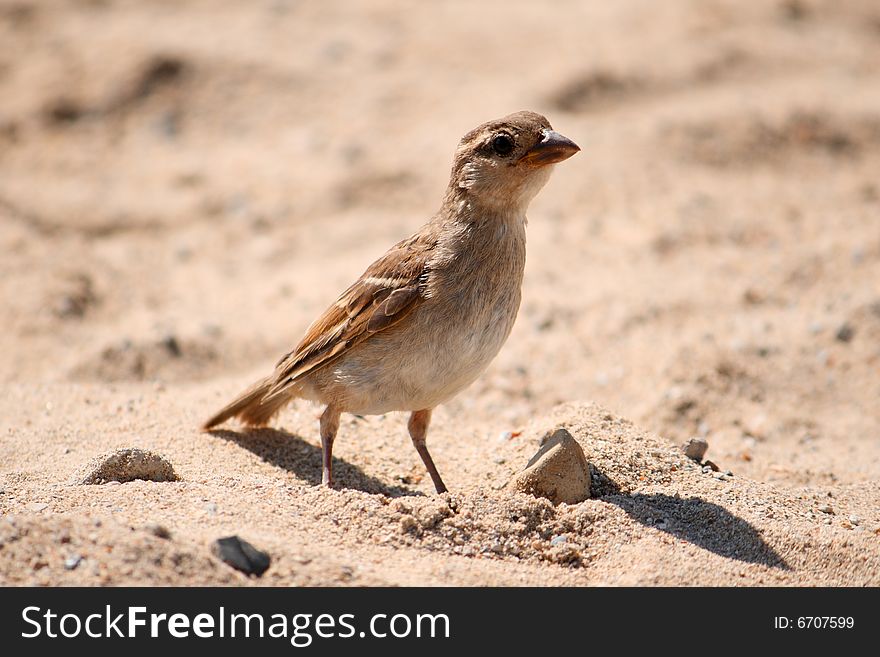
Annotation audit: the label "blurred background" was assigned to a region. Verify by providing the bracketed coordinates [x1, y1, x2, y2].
[1, 0, 878, 486]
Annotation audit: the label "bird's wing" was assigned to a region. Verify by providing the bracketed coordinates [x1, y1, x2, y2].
[265, 231, 436, 399]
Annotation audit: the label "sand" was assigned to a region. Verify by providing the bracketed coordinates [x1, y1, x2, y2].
[1, 0, 879, 586]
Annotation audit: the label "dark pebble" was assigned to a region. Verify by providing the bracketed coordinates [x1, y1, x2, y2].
[212, 536, 271, 577]
[145, 523, 172, 539]
[161, 335, 182, 357]
[835, 323, 855, 343]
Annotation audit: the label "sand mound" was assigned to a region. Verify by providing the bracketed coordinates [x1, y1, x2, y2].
[74, 448, 178, 485]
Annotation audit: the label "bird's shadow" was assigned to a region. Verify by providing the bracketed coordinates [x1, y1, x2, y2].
[207, 427, 418, 498]
[591, 467, 790, 569]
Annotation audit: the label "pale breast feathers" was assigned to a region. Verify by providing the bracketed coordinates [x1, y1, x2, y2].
[264, 232, 438, 399]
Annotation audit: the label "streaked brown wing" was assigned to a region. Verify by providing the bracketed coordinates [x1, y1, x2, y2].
[265, 231, 435, 399]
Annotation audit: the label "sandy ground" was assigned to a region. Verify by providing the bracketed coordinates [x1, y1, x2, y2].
[1, 0, 879, 586]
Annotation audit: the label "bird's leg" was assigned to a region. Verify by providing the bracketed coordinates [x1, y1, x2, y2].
[408, 409, 447, 494]
[319, 405, 341, 487]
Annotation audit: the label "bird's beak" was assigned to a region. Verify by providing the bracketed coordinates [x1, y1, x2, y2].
[518, 129, 580, 167]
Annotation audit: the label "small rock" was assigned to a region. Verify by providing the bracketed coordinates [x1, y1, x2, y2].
[507, 429, 591, 505]
[144, 523, 172, 539]
[27, 502, 49, 512]
[818, 505, 834, 514]
[683, 437, 708, 461]
[160, 334, 182, 357]
[835, 323, 855, 343]
[74, 448, 178, 485]
[550, 535, 568, 546]
[212, 536, 271, 577]
[64, 555, 83, 570]
[704, 459, 721, 472]
[849, 515, 861, 526]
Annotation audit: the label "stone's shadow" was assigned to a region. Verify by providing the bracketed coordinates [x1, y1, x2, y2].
[592, 467, 790, 569]
[208, 428, 418, 498]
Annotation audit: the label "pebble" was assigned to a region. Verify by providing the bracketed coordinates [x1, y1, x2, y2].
[683, 437, 708, 461]
[144, 523, 172, 539]
[64, 555, 83, 570]
[212, 536, 271, 577]
[849, 515, 861, 526]
[835, 323, 855, 343]
[160, 334, 182, 357]
[818, 504, 834, 514]
[27, 502, 49, 513]
[550, 535, 568, 546]
[507, 428, 591, 505]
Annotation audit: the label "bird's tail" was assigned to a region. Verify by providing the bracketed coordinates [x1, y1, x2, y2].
[202, 376, 292, 430]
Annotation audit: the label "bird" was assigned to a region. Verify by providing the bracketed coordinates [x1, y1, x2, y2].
[203, 110, 579, 493]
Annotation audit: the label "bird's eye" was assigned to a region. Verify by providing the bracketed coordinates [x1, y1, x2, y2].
[492, 134, 514, 156]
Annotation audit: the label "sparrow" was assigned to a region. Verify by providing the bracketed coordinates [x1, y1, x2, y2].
[203, 111, 579, 493]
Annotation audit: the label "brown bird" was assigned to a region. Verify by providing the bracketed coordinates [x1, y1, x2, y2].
[203, 111, 579, 493]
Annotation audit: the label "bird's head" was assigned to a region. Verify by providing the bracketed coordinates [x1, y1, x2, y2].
[447, 110, 580, 214]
